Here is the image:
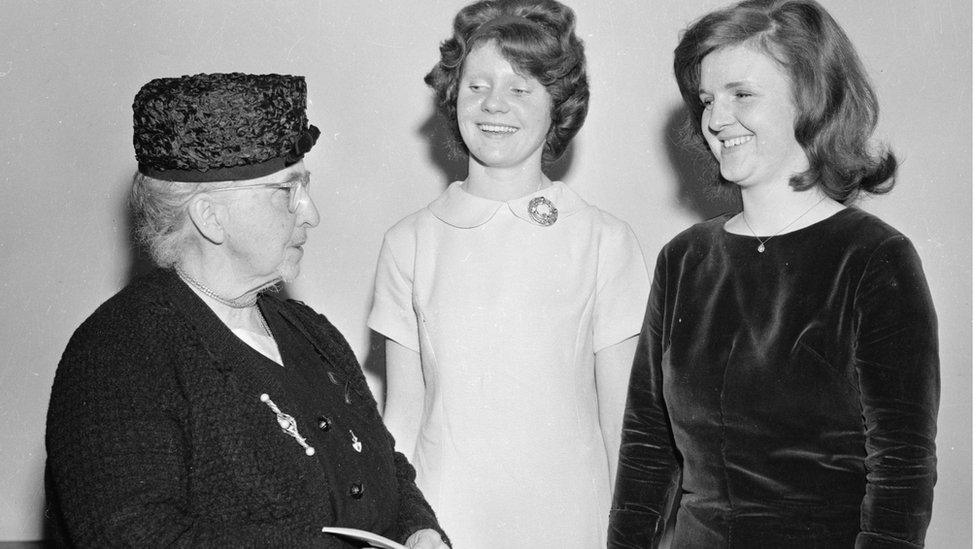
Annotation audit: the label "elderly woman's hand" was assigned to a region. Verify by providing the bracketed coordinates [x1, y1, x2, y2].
[405, 528, 449, 549]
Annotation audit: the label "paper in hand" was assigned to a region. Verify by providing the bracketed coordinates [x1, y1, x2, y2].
[320, 526, 408, 549]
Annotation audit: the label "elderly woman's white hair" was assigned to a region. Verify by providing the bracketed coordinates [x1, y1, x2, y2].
[128, 173, 224, 268]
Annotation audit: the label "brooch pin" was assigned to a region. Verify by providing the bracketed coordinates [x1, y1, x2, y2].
[350, 430, 363, 453]
[260, 393, 315, 456]
[528, 196, 558, 226]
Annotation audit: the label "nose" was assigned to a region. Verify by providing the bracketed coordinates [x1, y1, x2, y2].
[481, 88, 510, 114]
[299, 192, 320, 228]
[705, 99, 734, 133]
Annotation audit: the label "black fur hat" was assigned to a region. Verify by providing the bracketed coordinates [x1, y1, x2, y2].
[133, 73, 320, 182]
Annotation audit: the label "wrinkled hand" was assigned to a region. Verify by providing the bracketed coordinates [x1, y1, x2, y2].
[405, 528, 449, 549]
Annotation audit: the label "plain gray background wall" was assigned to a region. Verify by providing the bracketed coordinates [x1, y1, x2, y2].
[0, 0, 970, 545]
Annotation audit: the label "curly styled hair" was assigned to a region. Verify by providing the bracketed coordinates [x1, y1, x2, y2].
[425, 0, 588, 164]
[674, 0, 896, 203]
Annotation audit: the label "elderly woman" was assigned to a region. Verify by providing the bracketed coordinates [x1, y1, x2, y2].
[46, 73, 449, 548]
[368, 1, 650, 547]
[609, 1, 939, 547]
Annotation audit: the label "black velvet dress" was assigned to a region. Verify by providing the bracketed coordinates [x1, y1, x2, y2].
[609, 208, 939, 548]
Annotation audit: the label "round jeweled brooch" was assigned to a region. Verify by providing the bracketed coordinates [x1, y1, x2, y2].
[528, 196, 558, 226]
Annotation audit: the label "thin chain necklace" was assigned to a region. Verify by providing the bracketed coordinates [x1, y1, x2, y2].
[741, 196, 827, 253]
[175, 266, 258, 308]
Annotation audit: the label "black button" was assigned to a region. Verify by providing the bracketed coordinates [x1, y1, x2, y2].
[349, 482, 364, 499]
[317, 416, 332, 431]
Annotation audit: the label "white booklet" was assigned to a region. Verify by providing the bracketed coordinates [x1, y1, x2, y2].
[320, 526, 408, 549]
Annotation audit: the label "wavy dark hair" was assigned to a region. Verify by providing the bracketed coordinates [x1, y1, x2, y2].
[674, 0, 896, 203]
[425, 0, 588, 164]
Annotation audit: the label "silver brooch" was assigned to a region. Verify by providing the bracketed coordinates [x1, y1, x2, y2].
[528, 196, 558, 226]
[260, 393, 315, 456]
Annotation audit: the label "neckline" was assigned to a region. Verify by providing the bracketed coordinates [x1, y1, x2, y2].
[428, 180, 588, 228]
[167, 270, 286, 368]
[721, 206, 851, 240]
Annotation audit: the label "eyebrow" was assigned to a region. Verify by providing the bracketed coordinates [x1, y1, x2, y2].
[699, 80, 754, 94]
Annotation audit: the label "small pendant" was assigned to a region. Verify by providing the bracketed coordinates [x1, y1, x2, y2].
[350, 430, 362, 453]
[527, 196, 558, 226]
[757, 243, 765, 253]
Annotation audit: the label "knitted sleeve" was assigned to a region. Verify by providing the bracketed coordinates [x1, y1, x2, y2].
[287, 300, 451, 547]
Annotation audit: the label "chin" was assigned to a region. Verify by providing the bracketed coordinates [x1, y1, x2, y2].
[276, 258, 302, 283]
[276, 265, 299, 284]
[274, 246, 306, 283]
[470, 150, 508, 167]
[719, 165, 748, 186]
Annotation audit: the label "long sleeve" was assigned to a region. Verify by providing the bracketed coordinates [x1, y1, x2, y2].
[608, 248, 681, 548]
[853, 236, 939, 548]
[339, 352, 449, 546]
[303, 305, 450, 547]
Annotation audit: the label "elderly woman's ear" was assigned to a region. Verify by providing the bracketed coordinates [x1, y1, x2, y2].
[187, 194, 226, 245]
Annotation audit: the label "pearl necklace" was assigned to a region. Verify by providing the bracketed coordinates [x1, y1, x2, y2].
[175, 267, 274, 338]
[255, 308, 273, 338]
[175, 266, 259, 308]
[741, 196, 827, 253]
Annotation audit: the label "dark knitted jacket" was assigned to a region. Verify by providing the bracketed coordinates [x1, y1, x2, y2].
[46, 268, 448, 547]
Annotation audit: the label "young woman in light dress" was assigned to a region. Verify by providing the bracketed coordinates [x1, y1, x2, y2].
[368, 1, 650, 547]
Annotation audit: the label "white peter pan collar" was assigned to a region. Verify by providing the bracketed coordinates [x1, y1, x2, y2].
[427, 181, 588, 229]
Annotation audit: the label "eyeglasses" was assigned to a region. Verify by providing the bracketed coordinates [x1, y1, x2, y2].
[206, 171, 311, 213]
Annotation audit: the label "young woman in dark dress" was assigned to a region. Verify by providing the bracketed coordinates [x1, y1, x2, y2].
[609, 1, 939, 547]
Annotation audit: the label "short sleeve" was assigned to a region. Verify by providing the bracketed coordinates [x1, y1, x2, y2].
[368, 230, 420, 352]
[593, 219, 651, 352]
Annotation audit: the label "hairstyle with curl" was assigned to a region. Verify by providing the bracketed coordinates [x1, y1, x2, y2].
[128, 173, 224, 268]
[674, 0, 896, 203]
[425, 0, 588, 164]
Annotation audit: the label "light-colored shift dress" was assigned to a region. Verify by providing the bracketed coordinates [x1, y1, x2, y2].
[368, 181, 649, 548]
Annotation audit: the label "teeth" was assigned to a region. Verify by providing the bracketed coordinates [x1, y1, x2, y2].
[722, 135, 753, 148]
[478, 124, 518, 134]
